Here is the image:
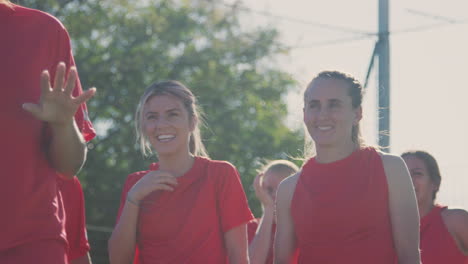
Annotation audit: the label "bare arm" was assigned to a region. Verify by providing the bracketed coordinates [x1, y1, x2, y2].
[23, 63, 96, 178]
[225, 224, 249, 264]
[249, 208, 274, 264]
[71, 252, 92, 264]
[382, 154, 421, 264]
[108, 171, 177, 264]
[274, 173, 299, 264]
[249, 173, 275, 264]
[443, 208, 468, 255]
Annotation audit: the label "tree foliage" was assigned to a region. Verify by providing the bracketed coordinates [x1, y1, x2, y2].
[15, 0, 303, 262]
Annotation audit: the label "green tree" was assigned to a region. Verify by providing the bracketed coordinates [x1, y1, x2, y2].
[16, 0, 303, 262]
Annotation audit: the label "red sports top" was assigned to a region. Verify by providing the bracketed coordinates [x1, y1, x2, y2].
[247, 218, 275, 264]
[57, 177, 91, 261]
[0, 4, 95, 251]
[291, 147, 396, 263]
[420, 205, 468, 264]
[117, 157, 254, 264]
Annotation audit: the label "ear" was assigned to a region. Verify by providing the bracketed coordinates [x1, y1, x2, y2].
[189, 115, 198, 132]
[353, 106, 363, 125]
[303, 107, 306, 121]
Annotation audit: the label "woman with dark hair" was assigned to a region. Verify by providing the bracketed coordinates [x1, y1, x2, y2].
[274, 71, 420, 263]
[402, 150, 468, 264]
[108, 81, 253, 264]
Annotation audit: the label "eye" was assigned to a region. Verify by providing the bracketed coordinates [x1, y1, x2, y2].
[146, 114, 157, 120]
[330, 100, 340, 108]
[309, 102, 319, 109]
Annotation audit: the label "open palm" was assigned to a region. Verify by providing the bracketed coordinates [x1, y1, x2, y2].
[23, 62, 96, 125]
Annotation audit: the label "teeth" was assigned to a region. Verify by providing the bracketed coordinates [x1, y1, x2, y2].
[318, 126, 332, 131]
[157, 135, 175, 141]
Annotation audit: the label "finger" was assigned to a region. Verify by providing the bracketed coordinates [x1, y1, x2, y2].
[154, 176, 178, 186]
[40, 70, 52, 96]
[73, 87, 96, 105]
[53, 62, 66, 92]
[155, 184, 175, 192]
[22, 103, 43, 119]
[64, 66, 77, 96]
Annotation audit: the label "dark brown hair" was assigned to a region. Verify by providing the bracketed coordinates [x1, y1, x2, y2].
[402, 150, 441, 200]
[304, 70, 364, 146]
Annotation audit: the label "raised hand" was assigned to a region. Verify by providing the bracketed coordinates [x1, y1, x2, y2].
[254, 172, 274, 208]
[127, 170, 178, 205]
[22, 62, 96, 125]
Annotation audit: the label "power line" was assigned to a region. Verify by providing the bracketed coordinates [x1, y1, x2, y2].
[405, 8, 465, 24]
[212, 0, 374, 36]
[393, 20, 468, 35]
[290, 34, 376, 49]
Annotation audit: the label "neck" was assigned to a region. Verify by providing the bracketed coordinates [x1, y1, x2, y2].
[315, 140, 359, 163]
[157, 151, 195, 177]
[418, 200, 435, 219]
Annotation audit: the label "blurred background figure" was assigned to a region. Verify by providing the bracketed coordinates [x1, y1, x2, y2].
[248, 160, 298, 264]
[402, 150, 468, 264]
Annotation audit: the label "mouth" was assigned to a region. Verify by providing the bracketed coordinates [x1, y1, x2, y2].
[157, 134, 176, 142]
[317, 126, 333, 131]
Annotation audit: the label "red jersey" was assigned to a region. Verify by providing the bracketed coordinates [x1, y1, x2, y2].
[420, 205, 468, 264]
[247, 218, 274, 264]
[291, 147, 396, 263]
[116, 157, 254, 264]
[57, 177, 91, 261]
[0, 3, 95, 252]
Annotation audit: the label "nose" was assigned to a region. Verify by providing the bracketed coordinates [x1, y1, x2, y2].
[154, 117, 170, 129]
[317, 106, 329, 119]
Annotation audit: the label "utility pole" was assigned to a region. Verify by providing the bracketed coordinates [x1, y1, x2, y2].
[378, 0, 390, 151]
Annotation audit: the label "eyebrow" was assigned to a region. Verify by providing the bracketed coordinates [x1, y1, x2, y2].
[307, 98, 343, 104]
[145, 107, 182, 115]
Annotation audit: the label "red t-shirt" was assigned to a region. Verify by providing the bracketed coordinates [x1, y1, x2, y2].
[57, 177, 91, 261]
[247, 218, 274, 264]
[420, 205, 468, 264]
[116, 157, 254, 263]
[291, 147, 396, 263]
[0, 4, 95, 251]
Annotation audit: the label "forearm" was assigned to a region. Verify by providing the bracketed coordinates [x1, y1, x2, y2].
[108, 201, 140, 264]
[249, 207, 274, 264]
[225, 224, 249, 264]
[49, 119, 87, 178]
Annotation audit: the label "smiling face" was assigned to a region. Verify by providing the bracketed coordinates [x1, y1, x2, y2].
[142, 94, 195, 157]
[303, 78, 362, 149]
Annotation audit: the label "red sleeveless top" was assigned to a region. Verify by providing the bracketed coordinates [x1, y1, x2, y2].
[291, 147, 396, 263]
[420, 205, 468, 264]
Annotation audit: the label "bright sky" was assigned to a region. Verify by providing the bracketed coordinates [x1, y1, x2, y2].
[225, 0, 468, 209]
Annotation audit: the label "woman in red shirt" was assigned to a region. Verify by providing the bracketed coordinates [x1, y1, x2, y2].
[274, 71, 420, 264]
[108, 81, 253, 264]
[402, 150, 468, 264]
